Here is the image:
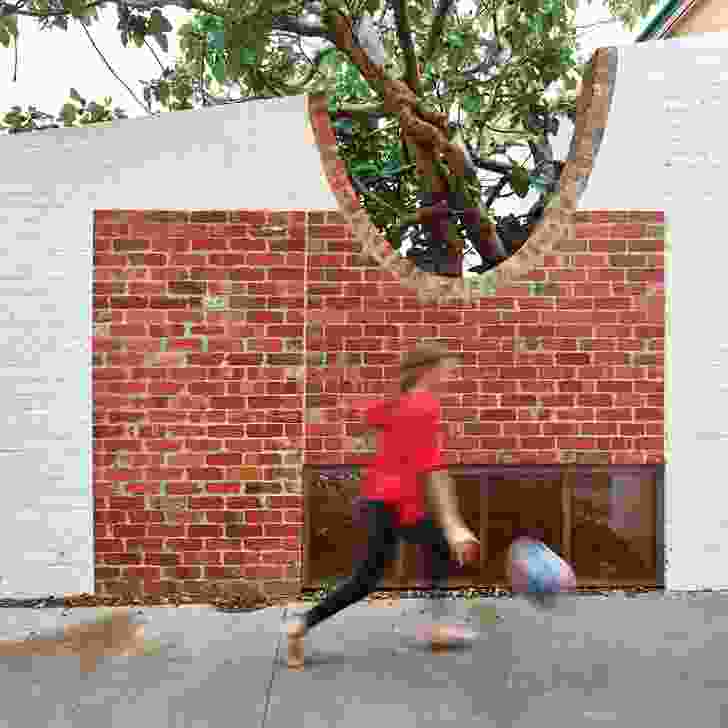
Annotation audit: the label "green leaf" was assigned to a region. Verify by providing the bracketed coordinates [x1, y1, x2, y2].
[510, 166, 531, 198]
[0, 24, 10, 48]
[208, 29, 225, 51]
[461, 94, 482, 113]
[59, 103, 77, 126]
[211, 57, 226, 85]
[61, 0, 79, 16]
[69, 87, 84, 105]
[318, 46, 339, 66]
[447, 31, 464, 49]
[157, 81, 170, 107]
[380, 160, 404, 177]
[147, 12, 162, 35]
[191, 13, 215, 33]
[0, 14, 18, 41]
[559, 46, 574, 65]
[332, 118, 354, 133]
[240, 47, 257, 66]
[350, 161, 380, 177]
[528, 174, 550, 192]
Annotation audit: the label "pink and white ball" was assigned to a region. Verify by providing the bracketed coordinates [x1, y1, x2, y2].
[508, 537, 576, 605]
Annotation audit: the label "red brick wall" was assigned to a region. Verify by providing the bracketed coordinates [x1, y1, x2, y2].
[92, 208, 665, 600]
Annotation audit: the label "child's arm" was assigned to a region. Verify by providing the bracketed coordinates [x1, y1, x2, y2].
[420, 412, 479, 565]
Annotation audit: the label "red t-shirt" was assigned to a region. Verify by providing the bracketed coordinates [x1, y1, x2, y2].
[359, 390, 445, 527]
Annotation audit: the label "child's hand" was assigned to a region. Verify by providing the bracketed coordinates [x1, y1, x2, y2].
[454, 538, 481, 568]
[448, 526, 480, 567]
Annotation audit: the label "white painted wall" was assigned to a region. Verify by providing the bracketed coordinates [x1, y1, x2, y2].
[0, 93, 337, 598]
[578, 32, 728, 590]
[4, 33, 727, 595]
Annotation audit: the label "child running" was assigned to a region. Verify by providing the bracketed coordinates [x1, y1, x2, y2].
[286, 343, 480, 669]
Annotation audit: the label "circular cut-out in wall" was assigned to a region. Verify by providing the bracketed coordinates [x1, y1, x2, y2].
[307, 47, 618, 303]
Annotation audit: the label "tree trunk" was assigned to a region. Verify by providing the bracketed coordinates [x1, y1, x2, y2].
[327, 10, 499, 277]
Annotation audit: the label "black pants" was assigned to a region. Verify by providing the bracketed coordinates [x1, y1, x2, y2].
[303, 499, 453, 631]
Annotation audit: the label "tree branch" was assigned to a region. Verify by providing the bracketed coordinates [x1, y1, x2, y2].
[388, 0, 419, 93]
[576, 18, 620, 30]
[462, 135, 513, 177]
[449, 124, 479, 179]
[143, 37, 166, 73]
[259, 44, 338, 94]
[484, 175, 509, 208]
[79, 20, 153, 116]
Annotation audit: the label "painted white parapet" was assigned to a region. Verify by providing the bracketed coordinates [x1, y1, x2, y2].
[578, 32, 728, 590]
[0, 94, 337, 598]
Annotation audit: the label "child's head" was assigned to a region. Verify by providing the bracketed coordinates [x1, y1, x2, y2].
[399, 343, 461, 394]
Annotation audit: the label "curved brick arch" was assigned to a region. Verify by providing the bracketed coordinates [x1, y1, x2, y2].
[307, 47, 617, 302]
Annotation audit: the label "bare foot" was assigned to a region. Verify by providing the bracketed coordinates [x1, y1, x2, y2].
[417, 623, 478, 650]
[285, 619, 306, 670]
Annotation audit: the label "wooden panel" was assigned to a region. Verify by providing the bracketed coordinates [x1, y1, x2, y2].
[562, 467, 574, 563]
[305, 469, 405, 589]
[304, 472, 360, 586]
[452, 474, 483, 584]
[482, 468, 563, 582]
[304, 465, 660, 591]
[570, 467, 657, 582]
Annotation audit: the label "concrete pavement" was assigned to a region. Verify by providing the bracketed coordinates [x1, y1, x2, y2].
[1, 592, 728, 727]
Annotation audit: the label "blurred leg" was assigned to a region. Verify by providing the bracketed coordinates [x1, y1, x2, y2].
[301, 500, 399, 631]
[402, 516, 453, 622]
[403, 516, 479, 647]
